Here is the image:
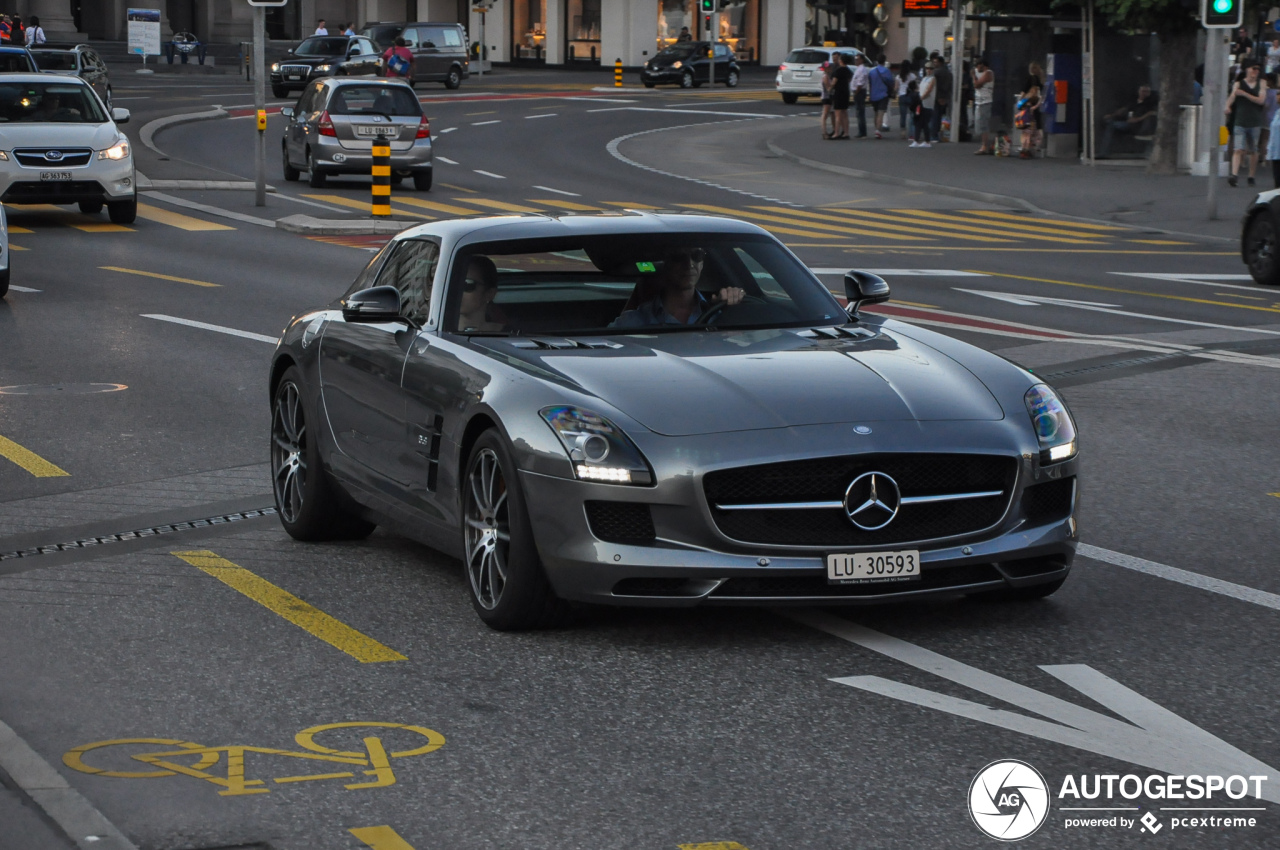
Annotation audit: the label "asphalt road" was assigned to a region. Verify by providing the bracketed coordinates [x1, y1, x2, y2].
[1, 70, 1278, 850]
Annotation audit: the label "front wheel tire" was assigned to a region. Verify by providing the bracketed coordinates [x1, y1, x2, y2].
[725, 70, 739, 88]
[445, 68, 462, 89]
[271, 367, 375, 541]
[0, 267, 9, 299]
[272, 84, 289, 98]
[307, 150, 327, 188]
[462, 430, 569, 630]
[1245, 213, 1280, 285]
[781, 92, 798, 104]
[680, 70, 694, 89]
[282, 145, 300, 181]
[107, 197, 137, 224]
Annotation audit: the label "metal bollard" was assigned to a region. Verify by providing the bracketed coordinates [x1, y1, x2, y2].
[371, 135, 391, 218]
[614, 58, 622, 88]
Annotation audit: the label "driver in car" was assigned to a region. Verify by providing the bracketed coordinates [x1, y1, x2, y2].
[611, 247, 745, 328]
[456, 256, 507, 333]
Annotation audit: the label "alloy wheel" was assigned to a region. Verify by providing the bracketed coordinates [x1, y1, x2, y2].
[464, 447, 510, 610]
[271, 381, 307, 524]
[1247, 216, 1277, 281]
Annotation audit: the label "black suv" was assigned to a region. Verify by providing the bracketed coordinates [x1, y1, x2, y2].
[360, 22, 470, 89]
[270, 35, 382, 98]
[641, 41, 740, 89]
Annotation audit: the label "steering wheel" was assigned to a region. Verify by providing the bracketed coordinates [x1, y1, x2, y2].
[695, 294, 766, 326]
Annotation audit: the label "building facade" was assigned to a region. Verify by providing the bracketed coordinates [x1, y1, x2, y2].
[69, 0, 954, 69]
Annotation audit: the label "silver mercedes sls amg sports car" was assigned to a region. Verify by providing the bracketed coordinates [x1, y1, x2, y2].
[269, 213, 1079, 630]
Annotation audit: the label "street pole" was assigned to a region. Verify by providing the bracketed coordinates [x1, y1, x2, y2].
[253, 6, 266, 207]
[1205, 28, 1225, 220]
[949, 0, 964, 142]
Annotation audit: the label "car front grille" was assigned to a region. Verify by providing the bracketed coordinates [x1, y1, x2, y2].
[278, 64, 311, 76]
[14, 148, 92, 167]
[1021, 477, 1075, 524]
[703, 453, 1017, 547]
[710, 564, 1004, 598]
[584, 501, 655, 544]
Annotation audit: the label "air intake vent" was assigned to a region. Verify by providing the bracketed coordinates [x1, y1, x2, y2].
[1021, 477, 1075, 525]
[584, 501, 655, 543]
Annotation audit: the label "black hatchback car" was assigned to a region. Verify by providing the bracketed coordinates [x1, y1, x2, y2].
[270, 35, 382, 98]
[641, 41, 739, 89]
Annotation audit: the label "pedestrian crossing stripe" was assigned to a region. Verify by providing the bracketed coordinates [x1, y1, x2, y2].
[137, 203, 235, 232]
[748, 205, 1014, 244]
[867, 209, 1104, 245]
[965, 209, 1125, 231]
[3, 202, 234, 233]
[457, 197, 542, 214]
[679, 202, 920, 242]
[526, 199, 603, 211]
[888, 208, 1109, 244]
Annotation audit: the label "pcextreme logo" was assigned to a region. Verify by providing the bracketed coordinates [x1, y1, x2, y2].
[968, 760, 1051, 841]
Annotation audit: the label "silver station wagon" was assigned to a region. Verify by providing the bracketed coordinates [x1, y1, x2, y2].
[280, 77, 432, 191]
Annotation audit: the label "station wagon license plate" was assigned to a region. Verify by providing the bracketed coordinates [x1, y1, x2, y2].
[39, 171, 72, 181]
[827, 550, 920, 584]
[355, 125, 396, 137]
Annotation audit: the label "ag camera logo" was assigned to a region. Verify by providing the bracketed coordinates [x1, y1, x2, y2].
[969, 760, 1050, 841]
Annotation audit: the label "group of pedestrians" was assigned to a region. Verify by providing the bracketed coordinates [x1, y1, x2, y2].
[820, 52, 954, 147]
[0, 14, 42, 46]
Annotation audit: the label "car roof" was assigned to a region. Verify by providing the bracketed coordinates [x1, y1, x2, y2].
[397, 211, 771, 244]
[0, 46, 31, 54]
[0, 73, 88, 85]
[321, 76, 413, 89]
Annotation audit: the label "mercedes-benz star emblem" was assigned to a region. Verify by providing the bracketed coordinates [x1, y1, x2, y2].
[44, 150, 63, 161]
[843, 471, 901, 530]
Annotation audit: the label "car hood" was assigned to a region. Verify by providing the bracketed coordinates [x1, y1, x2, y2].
[0, 122, 120, 149]
[285, 56, 341, 65]
[479, 328, 1005, 436]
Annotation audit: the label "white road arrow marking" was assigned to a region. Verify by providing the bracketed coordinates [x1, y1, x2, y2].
[786, 609, 1278, 803]
[955, 289, 1280, 337]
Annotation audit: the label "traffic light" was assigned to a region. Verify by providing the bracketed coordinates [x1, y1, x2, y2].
[700, 0, 716, 11]
[1202, 0, 1242, 28]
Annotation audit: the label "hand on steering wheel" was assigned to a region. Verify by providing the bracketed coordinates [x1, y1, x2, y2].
[696, 287, 762, 325]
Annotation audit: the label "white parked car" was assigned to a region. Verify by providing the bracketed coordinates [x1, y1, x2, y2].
[0, 204, 9, 298]
[0, 75, 135, 224]
[776, 46, 861, 104]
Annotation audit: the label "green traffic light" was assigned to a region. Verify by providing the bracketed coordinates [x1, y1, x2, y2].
[1213, 0, 1233, 11]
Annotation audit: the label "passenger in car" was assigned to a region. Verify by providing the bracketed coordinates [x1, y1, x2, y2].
[456, 256, 507, 332]
[611, 247, 744, 328]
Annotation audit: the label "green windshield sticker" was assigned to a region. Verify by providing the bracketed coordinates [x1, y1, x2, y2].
[636, 261, 656, 273]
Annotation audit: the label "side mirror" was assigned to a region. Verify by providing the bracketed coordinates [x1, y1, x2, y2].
[286, 47, 295, 54]
[342, 285, 402, 323]
[111, 107, 130, 124]
[843, 270, 890, 317]
[280, 106, 294, 118]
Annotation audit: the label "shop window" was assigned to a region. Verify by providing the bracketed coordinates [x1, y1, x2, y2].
[718, 0, 759, 62]
[658, 0, 697, 52]
[567, 0, 601, 63]
[513, 0, 547, 62]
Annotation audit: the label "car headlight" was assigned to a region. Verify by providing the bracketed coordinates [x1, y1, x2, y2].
[97, 141, 129, 160]
[540, 405, 653, 485]
[317, 64, 332, 72]
[270, 62, 280, 72]
[0, 151, 8, 161]
[672, 60, 683, 69]
[1024, 384, 1077, 463]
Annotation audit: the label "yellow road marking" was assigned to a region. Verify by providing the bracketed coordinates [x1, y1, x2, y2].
[350, 825, 416, 850]
[439, 182, 477, 193]
[1269, 492, 1280, 497]
[458, 197, 542, 213]
[1217, 292, 1266, 300]
[71, 221, 133, 233]
[465, 110, 496, 116]
[7, 225, 33, 233]
[0, 434, 69, 477]
[8, 243, 26, 251]
[602, 201, 662, 209]
[973, 270, 1280, 316]
[760, 206, 1016, 244]
[136, 203, 235, 231]
[99, 266, 219, 288]
[300, 194, 432, 219]
[527, 199, 603, 211]
[173, 550, 407, 663]
[678, 203, 912, 241]
[1131, 239, 1191, 245]
[965, 209, 1126, 231]
[881, 208, 1105, 244]
[895, 299, 940, 308]
[390, 197, 477, 216]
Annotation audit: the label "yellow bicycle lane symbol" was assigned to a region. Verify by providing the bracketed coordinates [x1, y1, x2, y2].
[63, 722, 444, 797]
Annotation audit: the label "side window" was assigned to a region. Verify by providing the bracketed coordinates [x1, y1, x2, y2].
[441, 28, 463, 48]
[400, 28, 420, 48]
[357, 38, 376, 55]
[343, 240, 396, 297]
[419, 27, 442, 48]
[375, 239, 439, 324]
[715, 45, 731, 60]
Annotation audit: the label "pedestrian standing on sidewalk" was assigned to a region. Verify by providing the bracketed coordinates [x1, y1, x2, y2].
[1262, 72, 1277, 169]
[820, 59, 836, 139]
[314, 19, 328, 36]
[851, 52, 871, 138]
[1267, 36, 1280, 74]
[831, 53, 853, 140]
[869, 54, 895, 139]
[896, 61, 916, 139]
[929, 56, 953, 142]
[1267, 87, 1280, 186]
[1015, 62, 1044, 157]
[912, 65, 936, 148]
[972, 56, 994, 154]
[11, 16, 23, 48]
[1227, 60, 1267, 187]
[23, 15, 43, 47]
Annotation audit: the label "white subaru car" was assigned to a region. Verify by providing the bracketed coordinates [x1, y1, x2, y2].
[0, 75, 135, 223]
[776, 46, 861, 104]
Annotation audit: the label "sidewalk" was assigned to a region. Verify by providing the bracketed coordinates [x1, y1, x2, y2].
[767, 122, 1258, 242]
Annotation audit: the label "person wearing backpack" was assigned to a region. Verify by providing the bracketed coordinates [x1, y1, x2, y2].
[382, 36, 414, 85]
[24, 15, 44, 47]
[868, 54, 895, 139]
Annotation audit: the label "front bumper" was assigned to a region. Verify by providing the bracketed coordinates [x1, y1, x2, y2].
[641, 67, 684, 84]
[0, 156, 135, 205]
[776, 76, 823, 96]
[520, 447, 1079, 607]
[309, 136, 432, 175]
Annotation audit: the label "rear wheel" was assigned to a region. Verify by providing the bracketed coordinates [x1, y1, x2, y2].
[78, 200, 104, 215]
[444, 67, 462, 90]
[272, 84, 289, 99]
[680, 70, 694, 89]
[462, 430, 570, 630]
[1244, 212, 1280, 285]
[107, 197, 137, 224]
[307, 149, 326, 188]
[271, 367, 375, 541]
[413, 169, 432, 191]
[282, 144, 300, 181]
[781, 92, 798, 104]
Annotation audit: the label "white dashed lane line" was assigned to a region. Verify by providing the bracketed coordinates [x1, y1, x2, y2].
[532, 185, 579, 196]
[141, 314, 276, 343]
[526, 113, 557, 119]
[436, 156, 458, 165]
[473, 170, 505, 179]
[471, 120, 501, 126]
[437, 127, 456, 134]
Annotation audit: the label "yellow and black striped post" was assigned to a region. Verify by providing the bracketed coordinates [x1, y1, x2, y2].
[614, 58, 622, 87]
[371, 134, 391, 218]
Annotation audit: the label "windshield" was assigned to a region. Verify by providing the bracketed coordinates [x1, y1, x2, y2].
[31, 51, 77, 70]
[655, 44, 698, 61]
[327, 85, 421, 116]
[446, 233, 845, 335]
[360, 25, 402, 50]
[296, 37, 350, 56]
[0, 82, 107, 123]
[0, 53, 34, 72]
